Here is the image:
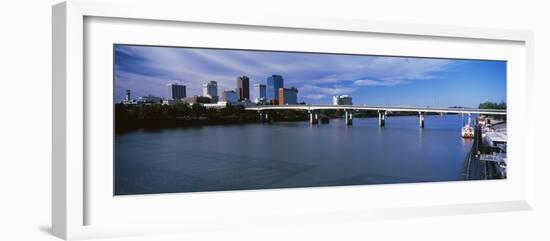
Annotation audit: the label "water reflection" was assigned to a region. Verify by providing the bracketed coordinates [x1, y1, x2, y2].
[115, 115, 473, 195]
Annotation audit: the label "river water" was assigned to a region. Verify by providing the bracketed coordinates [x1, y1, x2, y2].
[115, 115, 474, 195]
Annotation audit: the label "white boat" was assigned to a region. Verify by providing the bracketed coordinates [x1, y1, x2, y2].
[461, 117, 474, 138]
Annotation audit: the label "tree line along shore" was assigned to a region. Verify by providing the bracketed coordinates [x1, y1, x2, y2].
[115, 101, 506, 133]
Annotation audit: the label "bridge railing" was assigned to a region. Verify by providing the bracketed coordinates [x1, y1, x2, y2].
[244, 104, 506, 115]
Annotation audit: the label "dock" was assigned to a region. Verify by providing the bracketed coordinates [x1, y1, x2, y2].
[462, 116, 507, 180]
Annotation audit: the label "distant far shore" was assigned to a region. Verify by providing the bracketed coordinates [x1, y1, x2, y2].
[114, 103, 475, 133]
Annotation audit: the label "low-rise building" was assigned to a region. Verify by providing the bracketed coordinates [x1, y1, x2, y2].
[162, 99, 183, 106]
[202, 101, 229, 109]
[182, 96, 212, 104]
[222, 90, 238, 103]
[137, 95, 163, 104]
[332, 95, 353, 105]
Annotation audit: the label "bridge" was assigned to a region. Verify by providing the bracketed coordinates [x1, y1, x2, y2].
[244, 104, 507, 127]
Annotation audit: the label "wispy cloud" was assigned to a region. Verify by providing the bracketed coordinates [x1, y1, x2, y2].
[298, 84, 355, 102]
[115, 45, 459, 103]
[353, 79, 405, 86]
[304, 94, 326, 100]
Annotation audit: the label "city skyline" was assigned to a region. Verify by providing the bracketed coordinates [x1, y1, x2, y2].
[115, 45, 506, 108]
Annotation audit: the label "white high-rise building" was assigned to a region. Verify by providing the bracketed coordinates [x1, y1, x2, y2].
[253, 83, 266, 103]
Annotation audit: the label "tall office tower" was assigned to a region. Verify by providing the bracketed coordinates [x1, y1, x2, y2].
[202, 80, 218, 102]
[124, 89, 131, 102]
[236, 76, 250, 101]
[278, 87, 298, 105]
[253, 83, 266, 103]
[266, 75, 284, 101]
[166, 83, 186, 100]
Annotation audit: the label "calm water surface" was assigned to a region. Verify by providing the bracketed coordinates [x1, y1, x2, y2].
[115, 115, 474, 195]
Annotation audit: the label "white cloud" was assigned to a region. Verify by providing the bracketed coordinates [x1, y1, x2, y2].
[304, 94, 326, 100]
[297, 84, 355, 102]
[301, 84, 354, 95]
[115, 45, 459, 102]
[353, 79, 405, 86]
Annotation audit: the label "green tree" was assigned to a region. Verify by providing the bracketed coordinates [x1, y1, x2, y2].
[479, 101, 506, 110]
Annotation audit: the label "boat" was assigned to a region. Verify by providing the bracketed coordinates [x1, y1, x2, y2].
[461, 117, 474, 138]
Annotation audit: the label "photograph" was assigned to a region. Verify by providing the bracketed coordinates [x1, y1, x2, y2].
[3, 0, 545, 240]
[113, 44, 507, 195]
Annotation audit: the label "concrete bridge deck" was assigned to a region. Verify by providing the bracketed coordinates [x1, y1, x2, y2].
[245, 104, 507, 115]
[245, 104, 506, 127]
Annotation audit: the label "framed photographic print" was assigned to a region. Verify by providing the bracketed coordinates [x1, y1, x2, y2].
[53, 0, 535, 240]
[113, 44, 508, 195]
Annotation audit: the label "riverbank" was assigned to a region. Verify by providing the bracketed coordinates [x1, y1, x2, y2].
[115, 103, 464, 133]
[115, 103, 311, 132]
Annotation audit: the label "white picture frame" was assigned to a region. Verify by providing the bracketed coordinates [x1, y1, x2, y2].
[52, 0, 535, 240]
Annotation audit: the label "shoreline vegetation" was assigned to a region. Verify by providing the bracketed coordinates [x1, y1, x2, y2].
[115, 101, 506, 133]
[116, 103, 307, 133]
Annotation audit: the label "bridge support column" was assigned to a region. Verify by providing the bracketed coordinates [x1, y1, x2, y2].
[309, 110, 319, 125]
[378, 111, 386, 127]
[419, 112, 424, 128]
[345, 110, 353, 125]
[259, 111, 269, 123]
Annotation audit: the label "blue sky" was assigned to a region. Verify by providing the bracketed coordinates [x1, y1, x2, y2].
[114, 45, 506, 108]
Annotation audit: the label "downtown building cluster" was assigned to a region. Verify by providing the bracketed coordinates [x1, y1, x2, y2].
[123, 74, 300, 107]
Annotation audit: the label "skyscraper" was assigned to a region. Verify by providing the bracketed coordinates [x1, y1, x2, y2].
[266, 75, 284, 101]
[253, 83, 266, 103]
[202, 80, 218, 102]
[166, 83, 186, 100]
[236, 76, 250, 101]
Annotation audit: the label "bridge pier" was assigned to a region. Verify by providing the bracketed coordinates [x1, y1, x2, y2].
[345, 110, 353, 125]
[419, 112, 425, 128]
[378, 111, 386, 127]
[259, 111, 269, 123]
[309, 110, 319, 125]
